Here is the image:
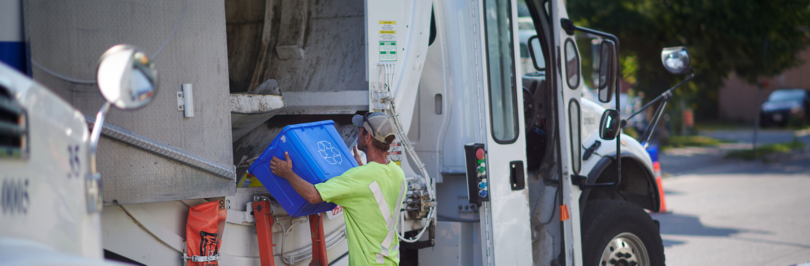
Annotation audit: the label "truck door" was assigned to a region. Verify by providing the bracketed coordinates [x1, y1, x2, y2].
[477, 0, 533, 265]
[525, 0, 587, 264]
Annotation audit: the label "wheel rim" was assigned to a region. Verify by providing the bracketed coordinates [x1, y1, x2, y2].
[598, 232, 649, 266]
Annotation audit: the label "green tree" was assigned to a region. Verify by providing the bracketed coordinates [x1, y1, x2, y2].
[568, 0, 810, 120]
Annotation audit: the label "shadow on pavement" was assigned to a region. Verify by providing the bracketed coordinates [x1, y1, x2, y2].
[653, 213, 761, 237]
[651, 212, 810, 249]
[661, 238, 686, 248]
[652, 212, 773, 248]
[654, 212, 810, 249]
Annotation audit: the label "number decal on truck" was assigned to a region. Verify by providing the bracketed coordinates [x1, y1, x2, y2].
[1, 178, 29, 215]
[67, 145, 80, 178]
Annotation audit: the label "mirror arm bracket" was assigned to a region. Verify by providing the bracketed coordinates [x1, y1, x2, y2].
[572, 173, 620, 189]
[89, 102, 111, 175]
[560, 19, 621, 53]
[572, 156, 622, 189]
[86, 101, 110, 213]
[624, 67, 696, 122]
[639, 98, 670, 147]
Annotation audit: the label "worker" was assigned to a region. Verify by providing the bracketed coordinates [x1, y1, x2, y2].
[270, 112, 407, 266]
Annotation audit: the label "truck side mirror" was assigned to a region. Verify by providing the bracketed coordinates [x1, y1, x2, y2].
[597, 40, 616, 103]
[527, 36, 544, 71]
[97, 45, 159, 110]
[599, 109, 621, 140]
[87, 45, 159, 212]
[661, 46, 691, 75]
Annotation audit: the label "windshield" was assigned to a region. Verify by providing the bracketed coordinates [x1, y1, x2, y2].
[768, 89, 806, 102]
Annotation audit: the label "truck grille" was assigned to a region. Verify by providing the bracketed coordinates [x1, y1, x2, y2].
[0, 82, 27, 159]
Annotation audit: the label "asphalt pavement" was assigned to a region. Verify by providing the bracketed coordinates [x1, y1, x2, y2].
[652, 129, 810, 266]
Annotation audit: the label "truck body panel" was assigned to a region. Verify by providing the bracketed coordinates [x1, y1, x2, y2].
[22, 0, 236, 204]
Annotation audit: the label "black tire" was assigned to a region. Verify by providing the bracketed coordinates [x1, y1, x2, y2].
[581, 200, 665, 266]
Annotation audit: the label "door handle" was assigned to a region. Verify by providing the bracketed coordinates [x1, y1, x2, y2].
[510, 161, 525, 190]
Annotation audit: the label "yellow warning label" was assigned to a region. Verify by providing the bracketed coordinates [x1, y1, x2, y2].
[379, 21, 397, 61]
[237, 173, 265, 188]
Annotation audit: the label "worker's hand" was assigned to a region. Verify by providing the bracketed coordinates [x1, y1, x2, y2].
[353, 146, 364, 166]
[270, 152, 295, 179]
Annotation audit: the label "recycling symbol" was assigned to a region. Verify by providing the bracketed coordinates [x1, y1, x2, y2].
[317, 140, 342, 165]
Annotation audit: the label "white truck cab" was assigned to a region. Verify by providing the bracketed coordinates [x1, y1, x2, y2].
[0, 45, 157, 265]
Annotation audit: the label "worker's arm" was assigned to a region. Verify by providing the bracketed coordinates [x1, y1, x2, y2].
[353, 146, 364, 166]
[270, 152, 324, 204]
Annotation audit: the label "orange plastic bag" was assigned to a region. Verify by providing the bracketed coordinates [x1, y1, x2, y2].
[185, 200, 227, 266]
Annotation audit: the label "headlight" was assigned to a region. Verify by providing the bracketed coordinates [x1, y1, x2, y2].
[791, 105, 803, 114]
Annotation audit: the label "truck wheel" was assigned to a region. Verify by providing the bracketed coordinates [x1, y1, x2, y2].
[581, 200, 665, 266]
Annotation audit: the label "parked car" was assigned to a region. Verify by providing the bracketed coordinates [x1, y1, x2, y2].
[760, 88, 810, 127]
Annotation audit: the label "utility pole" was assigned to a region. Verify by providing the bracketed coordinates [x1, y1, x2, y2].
[753, 38, 770, 151]
[680, 98, 686, 136]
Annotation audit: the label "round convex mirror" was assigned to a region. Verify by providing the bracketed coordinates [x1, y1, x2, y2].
[660, 46, 691, 75]
[96, 45, 158, 110]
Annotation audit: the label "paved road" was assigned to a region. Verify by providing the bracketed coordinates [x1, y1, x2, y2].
[652, 154, 810, 266]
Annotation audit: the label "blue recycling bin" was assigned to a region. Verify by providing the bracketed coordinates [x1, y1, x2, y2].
[646, 144, 659, 163]
[248, 120, 359, 217]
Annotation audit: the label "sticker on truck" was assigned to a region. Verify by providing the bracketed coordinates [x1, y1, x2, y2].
[379, 21, 397, 61]
[326, 205, 344, 220]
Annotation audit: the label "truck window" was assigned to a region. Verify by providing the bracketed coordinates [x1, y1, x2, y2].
[565, 39, 580, 89]
[517, 1, 544, 77]
[484, 0, 519, 143]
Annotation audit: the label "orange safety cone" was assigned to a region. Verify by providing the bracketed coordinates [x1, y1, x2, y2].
[653, 162, 668, 212]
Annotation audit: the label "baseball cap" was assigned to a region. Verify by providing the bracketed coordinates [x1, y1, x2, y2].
[352, 112, 396, 144]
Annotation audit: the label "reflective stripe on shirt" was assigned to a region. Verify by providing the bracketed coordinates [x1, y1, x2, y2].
[368, 180, 407, 264]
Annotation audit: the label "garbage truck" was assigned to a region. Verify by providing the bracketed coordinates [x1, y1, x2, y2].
[0, 0, 695, 265]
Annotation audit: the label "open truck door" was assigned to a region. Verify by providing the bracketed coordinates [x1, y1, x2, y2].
[523, 0, 588, 264]
[472, 0, 534, 264]
[546, 1, 588, 264]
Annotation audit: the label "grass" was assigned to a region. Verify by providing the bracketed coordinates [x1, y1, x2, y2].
[786, 117, 810, 130]
[725, 138, 806, 161]
[666, 136, 730, 148]
[697, 118, 810, 131]
[695, 121, 749, 131]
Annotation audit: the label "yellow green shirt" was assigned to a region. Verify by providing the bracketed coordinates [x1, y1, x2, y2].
[315, 161, 406, 266]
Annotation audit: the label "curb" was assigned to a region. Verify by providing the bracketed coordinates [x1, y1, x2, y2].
[795, 128, 810, 137]
[763, 147, 809, 163]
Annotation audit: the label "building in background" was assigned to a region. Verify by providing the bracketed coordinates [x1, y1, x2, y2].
[719, 48, 810, 123]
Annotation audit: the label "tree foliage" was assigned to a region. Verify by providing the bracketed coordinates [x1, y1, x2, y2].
[568, 0, 810, 119]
